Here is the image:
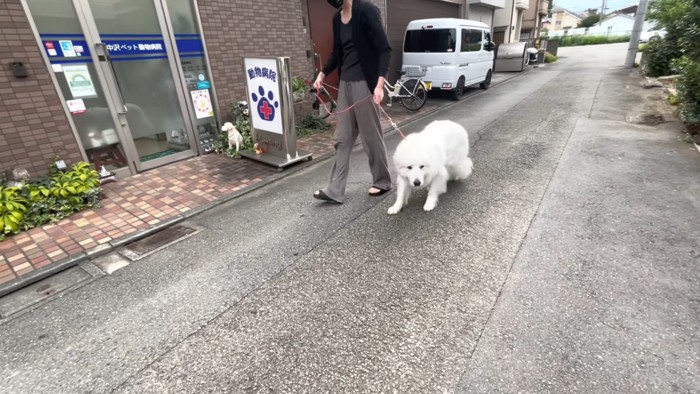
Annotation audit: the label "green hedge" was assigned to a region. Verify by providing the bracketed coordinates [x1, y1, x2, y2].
[557, 35, 631, 47]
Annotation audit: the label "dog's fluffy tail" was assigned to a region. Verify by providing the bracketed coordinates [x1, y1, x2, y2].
[463, 156, 474, 178]
[450, 156, 473, 180]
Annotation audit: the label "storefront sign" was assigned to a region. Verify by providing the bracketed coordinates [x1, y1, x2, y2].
[66, 99, 87, 114]
[190, 89, 214, 119]
[244, 58, 283, 135]
[196, 81, 210, 89]
[103, 40, 166, 55]
[63, 64, 97, 99]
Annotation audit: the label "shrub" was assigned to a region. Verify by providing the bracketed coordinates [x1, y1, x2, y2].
[642, 37, 682, 77]
[296, 114, 331, 136]
[0, 187, 28, 236]
[673, 57, 700, 128]
[292, 77, 307, 94]
[0, 162, 102, 240]
[544, 52, 558, 63]
[559, 35, 630, 47]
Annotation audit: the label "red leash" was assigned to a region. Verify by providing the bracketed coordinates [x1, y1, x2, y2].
[308, 81, 407, 139]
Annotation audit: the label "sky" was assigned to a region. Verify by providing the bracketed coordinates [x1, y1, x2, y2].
[553, 0, 639, 14]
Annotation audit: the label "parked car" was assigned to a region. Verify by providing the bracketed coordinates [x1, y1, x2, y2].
[402, 18, 495, 100]
[639, 27, 667, 43]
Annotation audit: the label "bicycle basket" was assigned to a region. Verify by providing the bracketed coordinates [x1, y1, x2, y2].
[403, 66, 425, 78]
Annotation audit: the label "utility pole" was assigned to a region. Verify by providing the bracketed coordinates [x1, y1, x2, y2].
[625, 0, 650, 68]
[598, 0, 608, 26]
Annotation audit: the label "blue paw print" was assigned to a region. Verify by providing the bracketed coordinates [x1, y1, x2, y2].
[251, 86, 279, 121]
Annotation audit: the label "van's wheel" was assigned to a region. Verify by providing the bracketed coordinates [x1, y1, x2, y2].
[450, 77, 465, 100]
[480, 70, 492, 90]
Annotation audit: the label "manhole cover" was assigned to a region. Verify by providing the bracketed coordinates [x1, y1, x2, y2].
[121, 224, 199, 261]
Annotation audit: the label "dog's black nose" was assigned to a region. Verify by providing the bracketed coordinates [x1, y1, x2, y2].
[413, 180, 421, 187]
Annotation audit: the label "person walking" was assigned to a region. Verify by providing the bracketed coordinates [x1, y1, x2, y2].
[313, 0, 392, 204]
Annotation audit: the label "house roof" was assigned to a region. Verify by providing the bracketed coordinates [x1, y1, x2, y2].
[551, 6, 583, 19]
[604, 14, 635, 21]
[607, 4, 638, 16]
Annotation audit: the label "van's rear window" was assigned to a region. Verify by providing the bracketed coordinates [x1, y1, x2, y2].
[404, 29, 457, 53]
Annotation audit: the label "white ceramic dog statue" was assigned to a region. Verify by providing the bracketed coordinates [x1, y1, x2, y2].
[222, 122, 243, 153]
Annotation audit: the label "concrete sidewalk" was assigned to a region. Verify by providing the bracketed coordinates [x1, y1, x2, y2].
[457, 67, 700, 393]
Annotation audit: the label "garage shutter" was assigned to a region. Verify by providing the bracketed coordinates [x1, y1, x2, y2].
[468, 5, 493, 31]
[386, 0, 460, 83]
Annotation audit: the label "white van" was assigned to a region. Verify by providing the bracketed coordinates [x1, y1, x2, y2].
[401, 18, 495, 100]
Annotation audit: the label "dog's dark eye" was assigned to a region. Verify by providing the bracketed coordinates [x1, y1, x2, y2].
[420, 165, 425, 169]
[407, 166, 412, 170]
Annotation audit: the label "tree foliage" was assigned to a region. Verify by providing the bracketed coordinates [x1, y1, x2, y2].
[645, 0, 700, 128]
[578, 14, 602, 28]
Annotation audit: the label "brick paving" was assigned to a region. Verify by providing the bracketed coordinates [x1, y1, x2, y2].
[0, 99, 440, 292]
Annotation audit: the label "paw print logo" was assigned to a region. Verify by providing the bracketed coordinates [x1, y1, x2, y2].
[251, 86, 279, 122]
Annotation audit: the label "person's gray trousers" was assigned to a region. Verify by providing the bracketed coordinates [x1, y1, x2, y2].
[321, 80, 392, 202]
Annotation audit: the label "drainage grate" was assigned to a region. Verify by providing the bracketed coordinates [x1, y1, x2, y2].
[120, 224, 199, 261]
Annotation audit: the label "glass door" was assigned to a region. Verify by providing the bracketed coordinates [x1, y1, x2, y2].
[25, 0, 134, 177]
[76, 0, 197, 171]
[162, 0, 221, 154]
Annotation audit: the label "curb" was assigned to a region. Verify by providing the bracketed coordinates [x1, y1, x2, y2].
[0, 69, 532, 298]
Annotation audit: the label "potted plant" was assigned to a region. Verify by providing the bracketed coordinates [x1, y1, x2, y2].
[292, 77, 307, 103]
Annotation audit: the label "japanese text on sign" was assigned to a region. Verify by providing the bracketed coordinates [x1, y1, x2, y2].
[247, 67, 277, 82]
[106, 43, 163, 52]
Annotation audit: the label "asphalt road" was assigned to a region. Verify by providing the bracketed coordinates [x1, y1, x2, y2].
[0, 43, 698, 393]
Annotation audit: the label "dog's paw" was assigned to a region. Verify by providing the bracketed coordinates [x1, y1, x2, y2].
[387, 205, 402, 215]
[423, 200, 437, 212]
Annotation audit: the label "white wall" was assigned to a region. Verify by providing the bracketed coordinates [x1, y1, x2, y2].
[545, 16, 653, 37]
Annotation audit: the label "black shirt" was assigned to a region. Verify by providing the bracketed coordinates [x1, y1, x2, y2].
[322, 0, 392, 92]
[340, 21, 364, 81]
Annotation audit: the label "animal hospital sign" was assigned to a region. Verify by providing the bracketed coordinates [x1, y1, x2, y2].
[241, 57, 311, 168]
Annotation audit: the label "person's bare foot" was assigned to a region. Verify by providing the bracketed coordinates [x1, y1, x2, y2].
[368, 187, 390, 196]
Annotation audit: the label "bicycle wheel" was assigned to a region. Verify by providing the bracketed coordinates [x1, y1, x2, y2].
[400, 78, 427, 111]
[310, 85, 337, 119]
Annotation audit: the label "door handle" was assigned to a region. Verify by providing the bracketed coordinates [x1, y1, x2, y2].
[95, 42, 128, 114]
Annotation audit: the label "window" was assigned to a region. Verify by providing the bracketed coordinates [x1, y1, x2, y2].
[556, 20, 562, 25]
[404, 28, 456, 53]
[461, 29, 483, 52]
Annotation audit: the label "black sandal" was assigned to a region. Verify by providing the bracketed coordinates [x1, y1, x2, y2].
[368, 187, 390, 196]
[313, 190, 341, 204]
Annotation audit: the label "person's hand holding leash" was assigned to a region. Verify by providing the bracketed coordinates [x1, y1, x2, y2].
[374, 77, 385, 105]
[314, 73, 325, 91]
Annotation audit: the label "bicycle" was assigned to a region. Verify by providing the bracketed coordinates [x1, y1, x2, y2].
[309, 81, 338, 120]
[383, 65, 428, 111]
[308, 66, 428, 118]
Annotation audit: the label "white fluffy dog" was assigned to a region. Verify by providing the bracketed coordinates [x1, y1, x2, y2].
[388, 120, 473, 214]
[222, 122, 243, 152]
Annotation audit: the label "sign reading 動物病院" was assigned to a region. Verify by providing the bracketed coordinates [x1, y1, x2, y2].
[240, 57, 312, 169]
[244, 58, 283, 135]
